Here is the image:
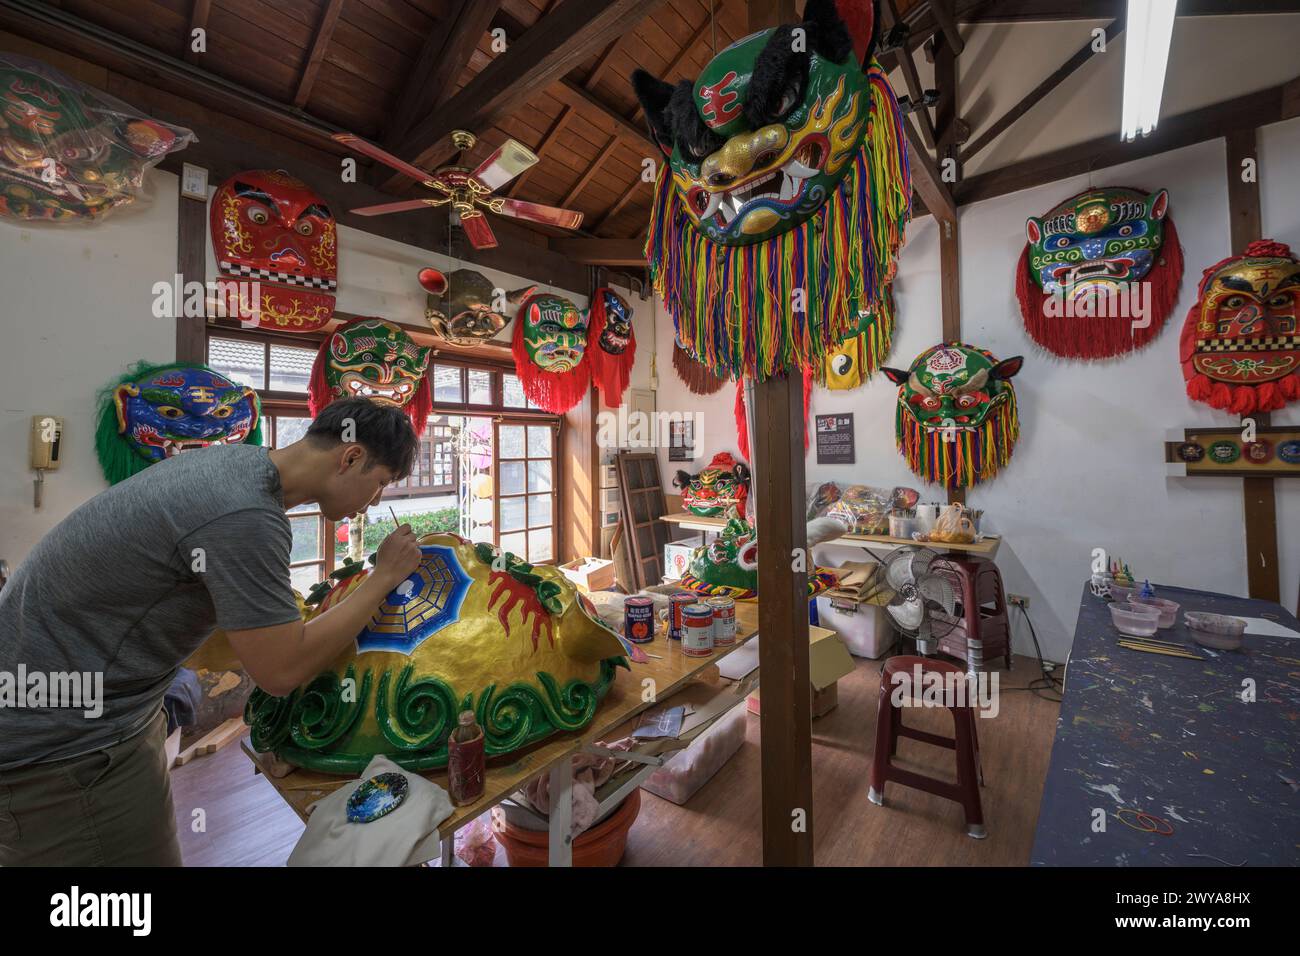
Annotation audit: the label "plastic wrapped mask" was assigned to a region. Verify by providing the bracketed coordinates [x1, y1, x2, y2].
[210, 169, 337, 331]
[882, 344, 1023, 489]
[422, 268, 536, 346]
[1180, 239, 1300, 414]
[244, 536, 627, 773]
[95, 362, 261, 485]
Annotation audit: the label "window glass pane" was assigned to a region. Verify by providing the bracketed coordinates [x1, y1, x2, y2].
[288, 503, 318, 515]
[527, 493, 551, 528]
[289, 515, 320, 564]
[499, 461, 525, 496]
[503, 373, 527, 408]
[274, 416, 310, 448]
[500, 496, 526, 532]
[433, 365, 463, 403]
[527, 461, 552, 493]
[468, 370, 492, 405]
[291, 564, 324, 596]
[499, 425, 525, 459]
[207, 337, 264, 389]
[527, 425, 552, 458]
[527, 530, 553, 564]
[268, 344, 316, 392]
[500, 531, 527, 556]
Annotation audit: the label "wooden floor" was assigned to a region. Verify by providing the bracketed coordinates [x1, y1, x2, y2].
[171, 655, 1060, 866]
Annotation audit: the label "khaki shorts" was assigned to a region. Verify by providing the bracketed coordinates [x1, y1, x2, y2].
[0, 709, 182, 866]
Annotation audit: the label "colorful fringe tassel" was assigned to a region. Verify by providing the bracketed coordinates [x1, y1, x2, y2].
[646, 62, 911, 382]
[679, 568, 837, 603]
[1016, 217, 1184, 360]
[897, 390, 1020, 490]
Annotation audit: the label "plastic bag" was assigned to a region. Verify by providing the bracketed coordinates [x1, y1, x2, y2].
[809, 483, 918, 531]
[0, 54, 195, 222]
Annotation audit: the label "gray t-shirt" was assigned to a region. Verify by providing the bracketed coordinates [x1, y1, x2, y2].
[0, 444, 301, 770]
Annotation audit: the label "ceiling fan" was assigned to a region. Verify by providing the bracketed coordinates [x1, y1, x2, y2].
[332, 129, 584, 250]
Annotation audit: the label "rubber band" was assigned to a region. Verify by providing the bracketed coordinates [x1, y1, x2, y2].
[1115, 808, 1174, 836]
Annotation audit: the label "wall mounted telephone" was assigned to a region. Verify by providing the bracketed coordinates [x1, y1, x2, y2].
[30, 415, 63, 509]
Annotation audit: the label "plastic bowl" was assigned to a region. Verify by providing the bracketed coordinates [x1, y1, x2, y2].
[1133, 595, 1180, 628]
[1185, 611, 1246, 651]
[1109, 601, 1161, 637]
[1107, 583, 1139, 604]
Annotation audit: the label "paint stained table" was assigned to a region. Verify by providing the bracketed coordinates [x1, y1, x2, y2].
[1031, 583, 1300, 866]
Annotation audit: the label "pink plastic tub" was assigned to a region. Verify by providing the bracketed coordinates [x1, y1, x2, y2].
[1109, 601, 1161, 637]
[1134, 595, 1180, 628]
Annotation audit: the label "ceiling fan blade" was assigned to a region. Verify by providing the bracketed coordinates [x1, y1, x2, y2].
[491, 197, 584, 230]
[458, 210, 499, 250]
[332, 133, 435, 186]
[349, 198, 445, 217]
[469, 140, 539, 193]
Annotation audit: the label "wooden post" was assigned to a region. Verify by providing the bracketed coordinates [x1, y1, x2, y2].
[176, 168, 207, 363]
[935, 32, 963, 505]
[1225, 129, 1280, 602]
[748, 0, 813, 868]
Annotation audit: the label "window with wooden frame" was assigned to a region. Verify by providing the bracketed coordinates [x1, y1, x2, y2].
[204, 325, 563, 578]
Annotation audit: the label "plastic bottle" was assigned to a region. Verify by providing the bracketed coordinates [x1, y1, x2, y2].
[447, 710, 485, 806]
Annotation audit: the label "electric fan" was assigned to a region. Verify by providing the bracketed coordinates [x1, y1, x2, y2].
[881, 547, 958, 656]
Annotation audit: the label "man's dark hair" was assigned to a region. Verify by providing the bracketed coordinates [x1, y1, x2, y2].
[305, 399, 418, 480]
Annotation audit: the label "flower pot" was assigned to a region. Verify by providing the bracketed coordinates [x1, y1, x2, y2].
[497, 790, 640, 867]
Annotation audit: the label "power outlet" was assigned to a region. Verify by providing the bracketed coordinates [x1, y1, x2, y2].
[1008, 594, 1030, 609]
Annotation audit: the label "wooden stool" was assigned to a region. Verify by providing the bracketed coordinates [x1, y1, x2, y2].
[867, 655, 987, 839]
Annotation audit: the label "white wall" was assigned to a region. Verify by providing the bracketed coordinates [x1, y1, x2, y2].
[650, 122, 1300, 664]
[0, 168, 178, 566]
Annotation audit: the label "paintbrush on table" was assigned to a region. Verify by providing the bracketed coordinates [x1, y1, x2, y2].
[1117, 640, 1205, 661]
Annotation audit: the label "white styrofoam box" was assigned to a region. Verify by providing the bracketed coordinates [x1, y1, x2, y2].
[814, 597, 895, 659]
[600, 463, 619, 488]
[663, 542, 695, 581]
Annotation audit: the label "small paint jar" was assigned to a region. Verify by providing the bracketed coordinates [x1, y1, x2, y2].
[682, 604, 715, 657]
[624, 596, 655, 644]
[706, 596, 736, 647]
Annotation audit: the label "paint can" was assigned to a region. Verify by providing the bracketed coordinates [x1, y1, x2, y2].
[706, 596, 736, 647]
[624, 596, 655, 644]
[668, 591, 695, 640]
[682, 604, 715, 657]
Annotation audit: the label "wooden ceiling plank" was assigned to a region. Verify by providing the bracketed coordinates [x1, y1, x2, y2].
[506, 107, 573, 196]
[548, 237, 645, 266]
[561, 134, 618, 206]
[184, 0, 210, 65]
[904, 113, 957, 221]
[592, 176, 648, 234]
[293, 0, 346, 109]
[384, 0, 504, 148]
[959, 18, 1123, 164]
[383, 0, 665, 191]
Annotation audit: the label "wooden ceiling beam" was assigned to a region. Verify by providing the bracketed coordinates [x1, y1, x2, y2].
[292, 0, 344, 109]
[593, 176, 647, 234]
[184, 0, 210, 65]
[385, 0, 666, 190]
[548, 78, 658, 155]
[959, 18, 1122, 164]
[548, 237, 645, 266]
[561, 134, 619, 207]
[955, 80, 1293, 206]
[383, 0, 503, 149]
[929, 0, 965, 55]
[904, 100, 957, 222]
[881, 0, 936, 150]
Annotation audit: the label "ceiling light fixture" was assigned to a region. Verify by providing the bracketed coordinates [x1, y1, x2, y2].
[1121, 0, 1179, 141]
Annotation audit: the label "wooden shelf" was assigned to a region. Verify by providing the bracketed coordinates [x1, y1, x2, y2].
[659, 513, 1002, 558]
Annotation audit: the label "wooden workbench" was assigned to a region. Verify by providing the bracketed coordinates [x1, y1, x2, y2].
[243, 601, 761, 865]
[660, 512, 1002, 558]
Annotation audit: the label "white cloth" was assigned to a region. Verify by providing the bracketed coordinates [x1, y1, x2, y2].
[288, 755, 454, 867]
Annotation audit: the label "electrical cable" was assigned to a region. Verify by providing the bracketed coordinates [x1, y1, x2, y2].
[1002, 604, 1063, 702]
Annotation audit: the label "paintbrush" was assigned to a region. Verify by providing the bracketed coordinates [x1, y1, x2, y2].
[1116, 634, 1190, 649]
[1117, 641, 1205, 661]
[389, 506, 402, 529]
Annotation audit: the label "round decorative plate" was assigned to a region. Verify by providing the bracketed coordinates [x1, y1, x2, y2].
[1279, 440, 1300, 464]
[1176, 442, 1205, 463]
[346, 772, 409, 824]
[1243, 440, 1274, 464]
[1208, 440, 1240, 464]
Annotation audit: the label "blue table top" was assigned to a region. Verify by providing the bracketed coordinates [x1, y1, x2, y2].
[1031, 583, 1300, 867]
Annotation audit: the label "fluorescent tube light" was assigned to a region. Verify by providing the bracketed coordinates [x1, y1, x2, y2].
[1121, 0, 1178, 141]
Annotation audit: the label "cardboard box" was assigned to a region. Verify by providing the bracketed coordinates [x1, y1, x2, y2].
[741, 626, 855, 719]
[558, 557, 615, 594]
[663, 542, 696, 581]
